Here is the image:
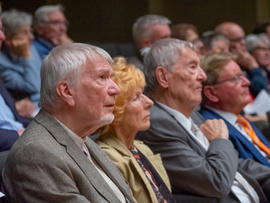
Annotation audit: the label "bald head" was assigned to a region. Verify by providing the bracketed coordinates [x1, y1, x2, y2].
[215, 22, 246, 51]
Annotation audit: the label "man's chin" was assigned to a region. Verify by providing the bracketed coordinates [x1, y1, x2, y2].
[100, 114, 115, 125]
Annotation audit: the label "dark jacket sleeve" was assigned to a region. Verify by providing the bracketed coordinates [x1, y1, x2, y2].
[0, 129, 19, 151]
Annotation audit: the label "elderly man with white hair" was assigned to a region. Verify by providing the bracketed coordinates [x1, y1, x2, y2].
[2, 43, 135, 203]
[33, 4, 73, 59]
[137, 38, 270, 202]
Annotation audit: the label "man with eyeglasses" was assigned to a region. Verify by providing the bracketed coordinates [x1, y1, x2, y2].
[200, 52, 270, 167]
[215, 22, 269, 97]
[33, 4, 73, 59]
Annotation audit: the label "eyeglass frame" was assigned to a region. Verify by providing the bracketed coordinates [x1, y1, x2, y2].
[213, 72, 247, 86]
[44, 20, 69, 27]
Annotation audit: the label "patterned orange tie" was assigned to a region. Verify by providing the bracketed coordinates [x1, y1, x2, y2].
[237, 115, 270, 156]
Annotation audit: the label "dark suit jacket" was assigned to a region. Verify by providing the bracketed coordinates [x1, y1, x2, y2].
[199, 106, 270, 167]
[0, 82, 30, 151]
[137, 102, 270, 202]
[2, 110, 135, 203]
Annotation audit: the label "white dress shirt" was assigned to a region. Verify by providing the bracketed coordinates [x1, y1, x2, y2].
[56, 119, 126, 203]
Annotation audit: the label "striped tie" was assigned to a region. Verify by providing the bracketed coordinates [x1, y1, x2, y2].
[237, 115, 270, 156]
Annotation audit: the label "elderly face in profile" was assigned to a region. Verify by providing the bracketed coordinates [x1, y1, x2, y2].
[96, 57, 176, 203]
[98, 57, 153, 147]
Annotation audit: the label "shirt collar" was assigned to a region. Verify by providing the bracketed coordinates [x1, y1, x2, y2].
[205, 106, 238, 125]
[55, 119, 85, 151]
[156, 101, 192, 133]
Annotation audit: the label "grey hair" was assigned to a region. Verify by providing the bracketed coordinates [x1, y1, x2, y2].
[2, 10, 32, 37]
[132, 14, 171, 49]
[143, 38, 193, 95]
[201, 31, 230, 50]
[34, 4, 64, 26]
[39, 43, 113, 111]
[246, 33, 270, 52]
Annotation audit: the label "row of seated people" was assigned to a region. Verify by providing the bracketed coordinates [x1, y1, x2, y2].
[1, 7, 270, 203]
[1, 39, 270, 202]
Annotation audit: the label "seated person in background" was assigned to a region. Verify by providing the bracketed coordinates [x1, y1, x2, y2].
[138, 38, 270, 202]
[246, 33, 270, 86]
[2, 43, 135, 203]
[0, 10, 41, 109]
[129, 14, 171, 70]
[215, 22, 269, 97]
[252, 21, 270, 40]
[33, 4, 73, 59]
[200, 52, 270, 167]
[171, 23, 204, 55]
[0, 7, 31, 152]
[200, 31, 229, 54]
[96, 57, 175, 203]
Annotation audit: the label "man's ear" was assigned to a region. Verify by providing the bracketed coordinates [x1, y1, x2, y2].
[203, 85, 219, 103]
[56, 81, 76, 107]
[156, 66, 169, 88]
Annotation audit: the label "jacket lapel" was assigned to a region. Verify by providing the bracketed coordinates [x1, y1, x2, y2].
[85, 138, 133, 202]
[154, 102, 207, 152]
[98, 136, 158, 202]
[34, 110, 121, 203]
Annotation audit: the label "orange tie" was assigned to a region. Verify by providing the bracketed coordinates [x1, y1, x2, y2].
[237, 115, 270, 156]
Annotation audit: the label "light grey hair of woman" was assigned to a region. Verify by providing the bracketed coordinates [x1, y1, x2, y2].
[34, 4, 64, 26]
[142, 38, 194, 96]
[2, 10, 32, 37]
[246, 33, 270, 52]
[132, 14, 171, 49]
[39, 43, 113, 112]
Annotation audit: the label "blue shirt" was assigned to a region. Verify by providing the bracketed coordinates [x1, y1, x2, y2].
[0, 93, 24, 130]
[33, 36, 55, 60]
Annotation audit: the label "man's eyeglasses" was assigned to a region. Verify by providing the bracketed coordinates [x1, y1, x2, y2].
[229, 36, 245, 43]
[254, 46, 270, 52]
[46, 20, 69, 27]
[214, 72, 247, 86]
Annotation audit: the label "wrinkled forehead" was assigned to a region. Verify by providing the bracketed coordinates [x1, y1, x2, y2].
[83, 55, 112, 72]
[47, 10, 66, 21]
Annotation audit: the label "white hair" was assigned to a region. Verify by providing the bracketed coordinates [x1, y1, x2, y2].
[246, 33, 270, 52]
[34, 4, 64, 26]
[2, 10, 32, 37]
[39, 43, 113, 111]
[143, 38, 193, 95]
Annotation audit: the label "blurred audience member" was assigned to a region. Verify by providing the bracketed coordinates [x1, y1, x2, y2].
[0, 10, 41, 110]
[246, 33, 270, 83]
[0, 7, 31, 152]
[2, 43, 135, 202]
[252, 21, 270, 40]
[96, 57, 175, 203]
[200, 31, 229, 55]
[200, 52, 270, 166]
[33, 4, 73, 59]
[171, 23, 204, 55]
[129, 14, 171, 70]
[215, 22, 269, 97]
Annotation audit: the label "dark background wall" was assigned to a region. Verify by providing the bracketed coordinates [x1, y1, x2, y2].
[1, 0, 270, 44]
